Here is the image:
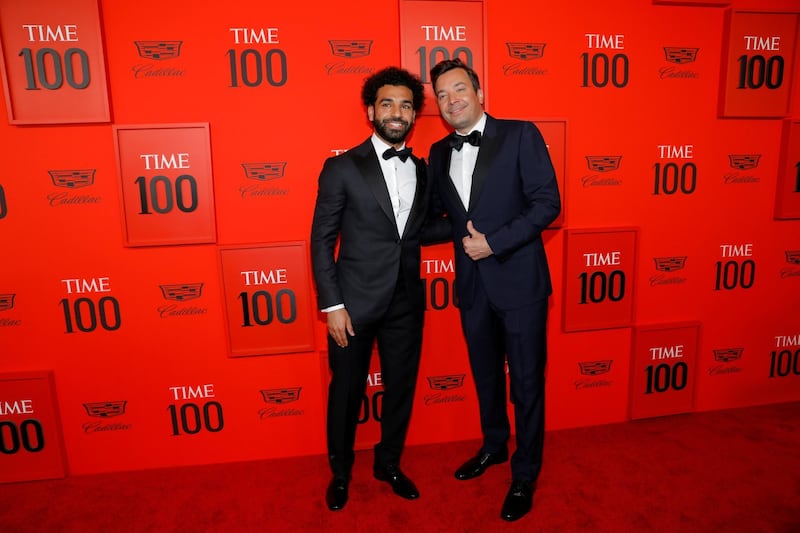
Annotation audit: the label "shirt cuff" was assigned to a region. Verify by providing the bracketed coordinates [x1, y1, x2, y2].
[321, 304, 345, 313]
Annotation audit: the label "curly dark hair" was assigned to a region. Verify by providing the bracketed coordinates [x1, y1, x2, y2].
[361, 67, 425, 111]
[430, 58, 481, 92]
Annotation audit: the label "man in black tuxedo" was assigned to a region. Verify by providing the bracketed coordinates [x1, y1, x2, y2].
[310, 67, 429, 511]
[427, 58, 561, 522]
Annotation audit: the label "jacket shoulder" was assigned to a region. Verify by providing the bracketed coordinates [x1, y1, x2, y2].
[430, 136, 452, 155]
[489, 117, 545, 143]
[323, 138, 373, 167]
[492, 116, 531, 131]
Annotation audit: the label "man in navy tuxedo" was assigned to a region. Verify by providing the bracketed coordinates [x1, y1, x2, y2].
[427, 58, 561, 522]
[310, 67, 430, 511]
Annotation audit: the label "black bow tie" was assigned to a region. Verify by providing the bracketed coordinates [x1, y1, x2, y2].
[450, 130, 482, 151]
[382, 146, 412, 163]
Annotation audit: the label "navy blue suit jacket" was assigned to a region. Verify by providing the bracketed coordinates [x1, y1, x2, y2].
[427, 115, 561, 310]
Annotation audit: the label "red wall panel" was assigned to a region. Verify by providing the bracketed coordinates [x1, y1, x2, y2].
[1, 0, 799, 480]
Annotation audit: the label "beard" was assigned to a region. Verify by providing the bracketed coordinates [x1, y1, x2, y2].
[372, 117, 411, 145]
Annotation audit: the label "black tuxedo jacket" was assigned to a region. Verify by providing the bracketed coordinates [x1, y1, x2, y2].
[428, 114, 561, 310]
[310, 138, 431, 324]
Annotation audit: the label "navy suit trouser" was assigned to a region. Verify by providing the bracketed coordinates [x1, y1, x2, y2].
[460, 278, 549, 482]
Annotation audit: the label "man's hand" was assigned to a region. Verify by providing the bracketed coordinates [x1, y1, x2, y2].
[462, 220, 493, 260]
[327, 308, 355, 348]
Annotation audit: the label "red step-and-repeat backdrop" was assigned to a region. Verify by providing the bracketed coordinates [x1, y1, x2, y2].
[1, 0, 798, 482]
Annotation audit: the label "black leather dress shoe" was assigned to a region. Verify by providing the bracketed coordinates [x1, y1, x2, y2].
[454, 450, 509, 480]
[501, 480, 534, 521]
[373, 464, 419, 499]
[325, 476, 348, 511]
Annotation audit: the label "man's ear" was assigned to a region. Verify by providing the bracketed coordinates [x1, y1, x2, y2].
[367, 106, 375, 121]
[477, 89, 484, 105]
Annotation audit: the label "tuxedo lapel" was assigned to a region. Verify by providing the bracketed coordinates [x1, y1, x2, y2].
[438, 141, 467, 215]
[469, 115, 498, 212]
[352, 140, 397, 232]
[402, 156, 426, 238]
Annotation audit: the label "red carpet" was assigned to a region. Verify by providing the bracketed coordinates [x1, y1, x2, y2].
[1, 401, 798, 532]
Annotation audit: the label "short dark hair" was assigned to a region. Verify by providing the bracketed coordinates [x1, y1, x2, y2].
[430, 58, 481, 92]
[361, 67, 425, 111]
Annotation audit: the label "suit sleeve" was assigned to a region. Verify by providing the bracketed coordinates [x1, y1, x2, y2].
[310, 157, 346, 309]
[486, 122, 561, 260]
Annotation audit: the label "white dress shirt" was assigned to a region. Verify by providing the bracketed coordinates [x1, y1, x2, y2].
[371, 134, 416, 236]
[450, 113, 487, 210]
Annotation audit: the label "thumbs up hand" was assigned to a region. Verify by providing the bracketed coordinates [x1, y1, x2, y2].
[462, 220, 493, 260]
